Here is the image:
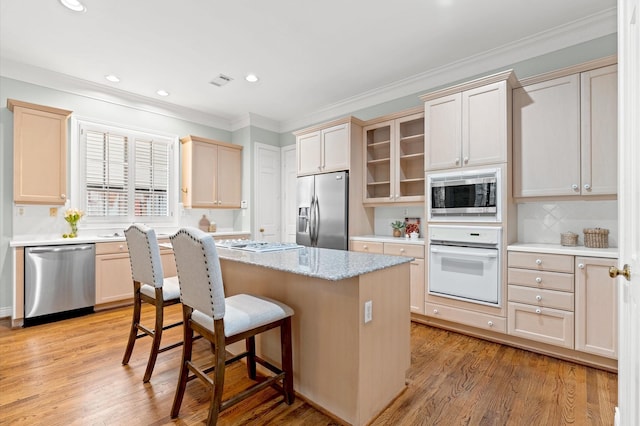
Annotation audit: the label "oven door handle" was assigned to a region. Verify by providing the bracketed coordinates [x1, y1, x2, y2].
[430, 247, 498, 258]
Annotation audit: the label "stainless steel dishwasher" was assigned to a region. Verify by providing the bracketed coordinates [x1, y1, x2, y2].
[25, 244, 96, 325]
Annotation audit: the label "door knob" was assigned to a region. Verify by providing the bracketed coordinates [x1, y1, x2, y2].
[609, 264, 631, 281]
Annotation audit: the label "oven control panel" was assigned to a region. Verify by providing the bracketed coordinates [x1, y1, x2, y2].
[429, 225, 501, 246]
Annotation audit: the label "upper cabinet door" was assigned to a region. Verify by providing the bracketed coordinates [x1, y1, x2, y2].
[217, 145, 243, 208]
[513, 75, 581, 197]
[424, 93, 461, 171]
[297, 131, 321, 175]
[580, 64, 618, 196]
[462, 81, 508, 167]
[189, 140, 219, 208]
[321, 123, 350, 173]
[9, 100, 72, 205]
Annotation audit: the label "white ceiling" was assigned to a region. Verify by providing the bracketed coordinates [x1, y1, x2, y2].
[0, 1, 617, 132]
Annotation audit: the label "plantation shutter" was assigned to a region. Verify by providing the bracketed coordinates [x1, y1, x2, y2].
[85, 130, 129, 217]
[134, 138, 169, 217]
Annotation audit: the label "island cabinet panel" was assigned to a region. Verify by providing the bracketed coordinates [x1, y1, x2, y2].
[219, 257, 410, 426]
[8, 99, 72, 205]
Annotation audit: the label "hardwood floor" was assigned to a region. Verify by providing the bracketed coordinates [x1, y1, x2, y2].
[0, 305, 617, 425]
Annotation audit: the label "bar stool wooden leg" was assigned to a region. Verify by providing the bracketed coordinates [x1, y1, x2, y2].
[143, 298, 164, 383]
[281, 317, 295, 405]
[122, 282, 142, 365]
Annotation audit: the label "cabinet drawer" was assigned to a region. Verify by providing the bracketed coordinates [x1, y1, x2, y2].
[508, 251, 574, 273]
[350, 241, 384, 254]
[508, 302, 574, 349]
[95, 241, 129, 255]
[425, 302, 506, 334]
[507, 268, 574, 292]
[508, 285, 574, 311]
[383, 243, 424, 259]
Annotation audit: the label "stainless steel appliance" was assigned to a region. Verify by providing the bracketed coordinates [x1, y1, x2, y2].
[428, 225, 501, 306]
[25, 244, 96, 324]
[428, 168, 500, 221]
[296, 171, 348, 250]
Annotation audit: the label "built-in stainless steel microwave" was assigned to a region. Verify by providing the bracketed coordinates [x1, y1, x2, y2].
[428, 168, 500, 221]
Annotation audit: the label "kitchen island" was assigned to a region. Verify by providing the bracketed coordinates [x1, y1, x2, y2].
[216, 246, 412, 426]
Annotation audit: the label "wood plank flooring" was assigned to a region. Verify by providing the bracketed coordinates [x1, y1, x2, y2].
[0, 304, 617, 425]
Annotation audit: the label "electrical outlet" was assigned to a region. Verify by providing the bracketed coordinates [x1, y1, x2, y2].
[50, 207, 58, 217]
[364, 300, 373, 323]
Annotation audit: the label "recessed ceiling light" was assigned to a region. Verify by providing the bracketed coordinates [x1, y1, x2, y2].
[105, 74, 120, 83]
[245, 74, 259, 83]
[156, 89, 170, 97]
[59, 0, 86, 12]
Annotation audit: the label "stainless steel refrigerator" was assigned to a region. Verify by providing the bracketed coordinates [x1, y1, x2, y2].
[296, 171, 348, 250]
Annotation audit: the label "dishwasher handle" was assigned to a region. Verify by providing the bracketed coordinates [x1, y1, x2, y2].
[29, 244, 95, 254]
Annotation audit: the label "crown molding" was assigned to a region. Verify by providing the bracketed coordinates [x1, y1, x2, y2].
[231, 113, 281, 133]
[279, 7, 617, 133]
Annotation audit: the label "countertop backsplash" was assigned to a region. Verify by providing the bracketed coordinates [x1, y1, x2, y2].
[374, 206, 424, 237]
[517, 200, 618, 247]
[12, 203, 246, 240]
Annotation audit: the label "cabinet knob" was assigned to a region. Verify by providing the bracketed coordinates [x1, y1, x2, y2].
[487, 321, 494, 327]
[578, 263, 585, 269]
[535, 277, 542, 283]
[463, 157, 469, 164]
[571, 184, 579, 190]
[389, 196, 394, 200]
[119, 245, 124, 250]
[400, 248, 405, 253]
[455, 158, 460, 165]
[433, 309, 439, 315]
[363, 245, 368, 249]
[535, 259, 542, 265]
[535, 308, 542, 314]
[60, 194, 66, 199]
[584, 184, 591, 190]
[536, 295, 542, 301]
[181, 188, 188, 194]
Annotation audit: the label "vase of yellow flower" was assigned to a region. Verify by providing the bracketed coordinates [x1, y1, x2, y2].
[63, 208, 84, 238]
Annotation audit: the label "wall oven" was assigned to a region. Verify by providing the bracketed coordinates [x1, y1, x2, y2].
[428, 225, 501, 306]
[427, 168, 500, 221]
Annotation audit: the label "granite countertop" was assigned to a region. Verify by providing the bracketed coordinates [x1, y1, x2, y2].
[217, 246, 412, 281]
[508, 242, 618, 258]
[350, 235, 425, 245]
[9, 230, 251, 247]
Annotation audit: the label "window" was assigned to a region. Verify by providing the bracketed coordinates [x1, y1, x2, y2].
[78, 120, 177, 226]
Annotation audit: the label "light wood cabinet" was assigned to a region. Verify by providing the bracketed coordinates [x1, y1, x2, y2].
[425, 301, 507, 333]
[180, 135, 243, 209]
[363, 111, 424, 204]
[8, 99, 72, 205]
[95, 240, 176, 307]
[296, 122, 350, 175]
[507, 251, 575, 348]
[513, 64, 617, 198]
[351, 240, 425, 315]
[508, 250, 618, 357]
[422, 71, 515, 171]
[575, 257, 618, 359]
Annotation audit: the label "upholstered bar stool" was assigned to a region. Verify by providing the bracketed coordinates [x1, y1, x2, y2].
[122, 223, 183, 383]
[169, 227, 294, 425]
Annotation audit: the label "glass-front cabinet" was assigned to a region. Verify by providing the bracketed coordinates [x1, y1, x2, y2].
[364, 109, 424, 204]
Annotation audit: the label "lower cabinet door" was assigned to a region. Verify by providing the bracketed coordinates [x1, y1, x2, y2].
[95, 253, 133, 305]
[409, 258, 425, 315]
[508, 302, 574, 349]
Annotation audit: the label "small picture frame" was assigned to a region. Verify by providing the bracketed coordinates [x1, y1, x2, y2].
[404, 217, 421, 237]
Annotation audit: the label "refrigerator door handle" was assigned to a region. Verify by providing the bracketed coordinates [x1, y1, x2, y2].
[309, 195, 317, 245]
[313, 194, 320, 246]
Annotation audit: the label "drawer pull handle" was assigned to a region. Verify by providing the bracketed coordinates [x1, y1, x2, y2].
[535, 277, 542, 283]
[535, 259, 542, 265]
[535, 308, 542, 314]
[536, 295, 542, 301]
[400, 248, 405, 252]
[488, 321, 494, 327]
[433, 309, 439, 315]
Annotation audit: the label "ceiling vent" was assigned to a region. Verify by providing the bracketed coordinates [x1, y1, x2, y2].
[209, 74, 234, 87]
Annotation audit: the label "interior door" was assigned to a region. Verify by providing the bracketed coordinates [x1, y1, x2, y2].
[254, 143, 281, 242]
[616, 1, 639, 424]
[281, 145, 297, 243]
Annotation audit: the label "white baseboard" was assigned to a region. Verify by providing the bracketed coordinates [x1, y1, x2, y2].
[0, 306, 13, 319]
